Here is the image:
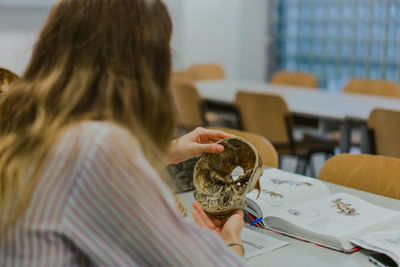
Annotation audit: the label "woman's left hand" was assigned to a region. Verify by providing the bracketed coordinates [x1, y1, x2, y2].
[168, 127, 232, 164]
[191, 201, 244, 257]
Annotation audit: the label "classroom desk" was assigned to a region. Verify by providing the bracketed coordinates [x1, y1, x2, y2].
[177, 182, 400, 267]
[196, 80, 400, 152]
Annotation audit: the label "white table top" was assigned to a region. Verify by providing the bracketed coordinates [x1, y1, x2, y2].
[177, 182, 400, 267]
[196, 80, 400, 121]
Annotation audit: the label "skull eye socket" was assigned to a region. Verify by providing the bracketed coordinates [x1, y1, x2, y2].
[231, 166, 244, 181]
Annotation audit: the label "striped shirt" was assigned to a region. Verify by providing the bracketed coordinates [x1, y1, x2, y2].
[0, 121, 244, 266]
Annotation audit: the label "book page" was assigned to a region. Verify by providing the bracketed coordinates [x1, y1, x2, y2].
[241, 227, 290, 259]
[352, 231, 400, 265]
[246, 168, 330, 218]
[266, 193, 400, 241]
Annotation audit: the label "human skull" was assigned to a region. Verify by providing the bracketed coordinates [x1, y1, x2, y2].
[193, 137, 262, 217]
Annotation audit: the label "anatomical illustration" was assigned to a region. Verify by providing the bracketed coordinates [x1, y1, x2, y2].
[271, 179, 313, 187]
[262, 189, 285, 207]
[331, 198, 359, 216]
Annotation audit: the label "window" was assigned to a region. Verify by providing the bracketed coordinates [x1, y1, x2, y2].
[277, 0, 400, 91]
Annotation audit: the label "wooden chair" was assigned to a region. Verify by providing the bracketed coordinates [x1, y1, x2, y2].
[170, 75, 205, 131]
[171, 71, 194, 87]
[170, 73, 237, 132]
[366, 108, 400, 158]
[187, 63, 225, 80]
[210, 127, 279, 168]
[332, 79, 400, 149]
[318, 153, 400, 200]
[270, 71, 318, 89]
[0, 67, 19, 93]
[235, 90, 337, 175]
[343, 78, 400, 98]
[271, 71, 319, 135]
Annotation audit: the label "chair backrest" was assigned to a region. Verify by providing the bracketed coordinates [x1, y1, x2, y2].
[170, 76, 204, 130]
[0, 67, 19, 93]
[235, 90, 292, 145]
[318, 153, 400, 200]
[367, 108, 400, 158]
[171, 71, 194, 87]
[210, 127, 279, 168]
[187, 63, 225, 80]
[343, 78, 400, 98]
[270, 71, 318, 89]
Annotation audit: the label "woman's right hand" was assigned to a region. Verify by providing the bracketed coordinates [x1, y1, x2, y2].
[192, 202, 244, 256]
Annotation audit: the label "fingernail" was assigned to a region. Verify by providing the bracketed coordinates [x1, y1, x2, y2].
[217, 145, 224, 152]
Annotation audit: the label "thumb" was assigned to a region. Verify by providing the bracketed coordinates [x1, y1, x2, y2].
[225, 213, 244, 231]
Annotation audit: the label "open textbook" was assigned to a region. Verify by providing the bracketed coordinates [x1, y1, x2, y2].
[244, 168, 400, 253]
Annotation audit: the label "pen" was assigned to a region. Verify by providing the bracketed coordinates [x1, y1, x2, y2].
[250, 217, 263, 226]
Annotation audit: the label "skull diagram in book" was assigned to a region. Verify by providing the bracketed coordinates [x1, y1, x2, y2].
[193, 137, 263, 217]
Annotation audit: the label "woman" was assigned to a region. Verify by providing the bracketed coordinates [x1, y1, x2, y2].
[0, 0, 245, 266]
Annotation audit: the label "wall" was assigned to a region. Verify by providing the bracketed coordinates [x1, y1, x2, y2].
[166, 0, 271, 81]
[180, 0, 242, 79]
[164, 0, 186, 71]
[240, 0, 271, 81]
[0, 1, 187, 75]
[0, 6, 50, 74]
[0, 1, 271, 81]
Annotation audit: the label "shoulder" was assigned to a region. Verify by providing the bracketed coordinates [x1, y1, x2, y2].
[64, 121, 135, 144]
[52, 120, 151, 184]
[60, 120, 158, 183]
[59, 120, 171, 208]
[61, 121, 176, 213]
[59, 121, 139, 157]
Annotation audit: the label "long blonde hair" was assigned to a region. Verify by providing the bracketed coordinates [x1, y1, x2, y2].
[0, 0, 176, 234]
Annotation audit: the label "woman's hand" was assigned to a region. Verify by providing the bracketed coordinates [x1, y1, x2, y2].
[192, 202, 244, 256]
[168, 127, 232, 164]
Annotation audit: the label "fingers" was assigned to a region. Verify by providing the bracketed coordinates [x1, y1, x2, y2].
[194, 128, 233, 143]
[197, 143, 225, 154]
[231, 209, 244, 217]
[225, 210, 244, 227]
[229, 213, 244, 227]
[220, 212, 244, 245]
[192, 203, 244, 242]
[192, 209, 207, 228]
[192, 202, 217, 230]
[206, 130, 233, 141]
[184, 143, 224, 158]
[223, 210, 244, 231]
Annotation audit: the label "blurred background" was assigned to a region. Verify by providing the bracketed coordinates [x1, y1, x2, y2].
[2, 0, 399, 89]
[1, 0, 400, 180]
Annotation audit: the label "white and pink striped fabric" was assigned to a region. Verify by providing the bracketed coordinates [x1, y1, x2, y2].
[0, 122, 244, 266]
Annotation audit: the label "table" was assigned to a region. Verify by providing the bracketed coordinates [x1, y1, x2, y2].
[178, 183, 400, 267]
[196, 80, 400, 152]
